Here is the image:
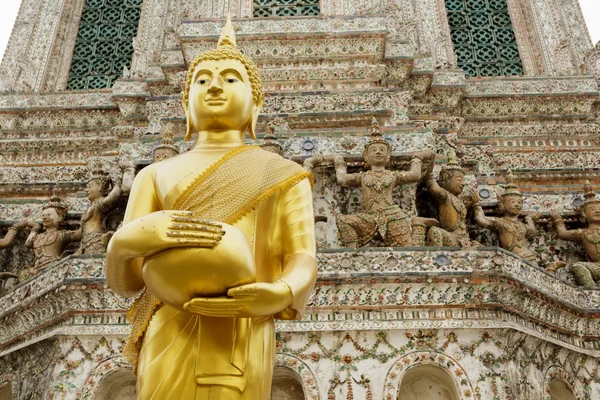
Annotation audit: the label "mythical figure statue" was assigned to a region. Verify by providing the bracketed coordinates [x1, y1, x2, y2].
[472, 170, 541, 265]
[23, 189, 81, 278]
[334, 119, 432, 248]
[152, 133, 180, 163]
[550, 181, 600, 286]
[0, 219, 30, 281]
[77, 161, 123, 254]
[259, 125, 284, 156]
[106, 16, 317, 400]
[426, 150, 479, 247]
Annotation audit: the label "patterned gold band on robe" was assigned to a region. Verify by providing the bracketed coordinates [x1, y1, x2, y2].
[123, 145, 312, 369]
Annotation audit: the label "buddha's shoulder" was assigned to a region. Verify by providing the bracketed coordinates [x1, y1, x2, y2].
[253, 148, 302, 168]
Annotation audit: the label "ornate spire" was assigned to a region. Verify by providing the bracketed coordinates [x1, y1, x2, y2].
[218, 14, 237, 48]
[502, 169, 522, 197]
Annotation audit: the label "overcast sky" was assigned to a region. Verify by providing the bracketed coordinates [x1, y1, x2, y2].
[0, 0, 598, 62]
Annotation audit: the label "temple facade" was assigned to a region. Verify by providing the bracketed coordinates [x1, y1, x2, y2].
[0, 0, 599, 399]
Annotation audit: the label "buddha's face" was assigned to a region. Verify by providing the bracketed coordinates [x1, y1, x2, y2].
[503, 195, 523, 216]
[364, 143, 390, 167]
[444, 172, 465, 196]
[42, 208, 61, 229]
[187, 59, 254, 134]
[153, 148, 179, 163]
[583, 203, 600, 223]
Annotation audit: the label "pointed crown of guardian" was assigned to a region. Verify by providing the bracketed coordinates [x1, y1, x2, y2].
[582, 180, 600, 210]
[43, 188, 68, 219]
[501, 169, 522, 198]
[363, 118, 391, 156]
[439, 149, 464, 184]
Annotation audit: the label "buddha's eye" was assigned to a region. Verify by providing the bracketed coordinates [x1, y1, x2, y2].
[196, 77, 208, 85]
[225, 77, 238, 83]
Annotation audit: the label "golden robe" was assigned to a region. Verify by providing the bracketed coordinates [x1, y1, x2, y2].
[125, 147, 316, 399]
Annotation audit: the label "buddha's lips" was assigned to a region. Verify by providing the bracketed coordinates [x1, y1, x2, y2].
[206, 97, 226, 103]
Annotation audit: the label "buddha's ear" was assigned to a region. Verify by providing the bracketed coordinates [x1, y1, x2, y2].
[247, 102, 262, 140]
[182, 92, 193, 141]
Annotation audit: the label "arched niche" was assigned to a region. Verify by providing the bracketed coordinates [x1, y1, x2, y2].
[548, 379, 575, 400]
[0, 384, 12, 400]
[93, 368, 137, 400]
[274, 353, 320, 400]
[544, 366, 579, 400]
[383, 351, 474, 399]
[271, 367, 305, 400]
[397, 364, 460, 400]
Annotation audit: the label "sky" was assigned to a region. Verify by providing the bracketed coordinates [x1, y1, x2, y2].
[0, 0, 598, 62]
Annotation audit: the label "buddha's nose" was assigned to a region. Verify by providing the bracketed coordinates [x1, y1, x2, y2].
[208, 75, 223, 93]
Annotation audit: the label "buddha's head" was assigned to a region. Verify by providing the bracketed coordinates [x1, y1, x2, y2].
[182, 15, 263, 140]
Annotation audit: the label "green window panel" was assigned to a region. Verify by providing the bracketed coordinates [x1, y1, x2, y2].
[445, 0, 524, 77]
[253, 0, 319, 17]
[67, 0, 143, 90]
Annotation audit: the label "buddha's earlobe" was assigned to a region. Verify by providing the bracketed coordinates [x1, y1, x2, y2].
[183, 92, 193, 141]
[248, 103, 262, 140]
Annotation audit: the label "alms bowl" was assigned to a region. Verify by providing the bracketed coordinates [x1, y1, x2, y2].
[142, 223, 256, 310]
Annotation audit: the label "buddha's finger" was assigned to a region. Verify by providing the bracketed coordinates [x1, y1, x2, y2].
[170, 216, 222, 228]
[166, 238, 219, 248]
[188, 308, 241, 317]
[172, 211, 195, 217]
[228, 286, 259, 298]
[169, 223, 226, 235]
[167, 231, 223, 241]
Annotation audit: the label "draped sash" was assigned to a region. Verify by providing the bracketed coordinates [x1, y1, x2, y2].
[123, 146, 311, 392]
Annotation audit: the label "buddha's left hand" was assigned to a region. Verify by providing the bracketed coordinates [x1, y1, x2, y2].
[183, 280, 293, 318]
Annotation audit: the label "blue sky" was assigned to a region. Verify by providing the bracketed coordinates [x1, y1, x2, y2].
[0, 0, 599, 62]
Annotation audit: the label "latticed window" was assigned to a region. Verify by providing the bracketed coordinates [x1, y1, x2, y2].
[67, 0, 143, 90]
[253, 0, 319, 17]
[445, 0, 524, 77]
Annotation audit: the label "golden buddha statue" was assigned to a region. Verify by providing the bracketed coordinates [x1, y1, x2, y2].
[105, 16, 317, 400]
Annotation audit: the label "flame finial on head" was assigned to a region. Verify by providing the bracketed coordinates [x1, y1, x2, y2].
[218, 14, 237, 48]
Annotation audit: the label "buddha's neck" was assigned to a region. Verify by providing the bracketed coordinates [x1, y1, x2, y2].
[194, 130, 245, 150]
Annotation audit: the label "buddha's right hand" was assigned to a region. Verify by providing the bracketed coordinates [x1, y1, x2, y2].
[110, 210, 225, 259]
